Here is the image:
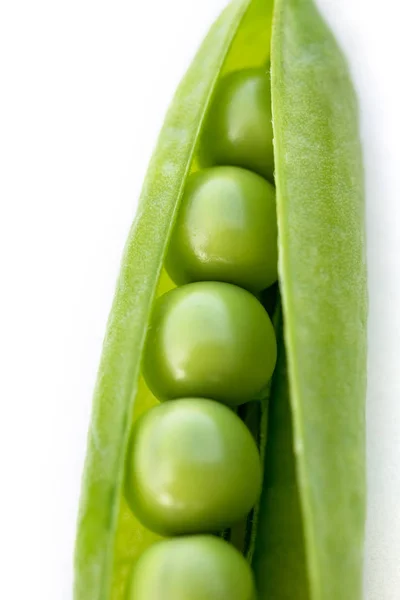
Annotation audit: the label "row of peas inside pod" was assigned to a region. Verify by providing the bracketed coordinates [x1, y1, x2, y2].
[124, 68, 278, 599]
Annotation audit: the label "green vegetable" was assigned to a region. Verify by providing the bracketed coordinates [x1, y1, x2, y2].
[127, 535, 256, 600]
[166, 166, 277, 292]
[74, 0, 367, 599]
[201, 68, 274, 181]
[125, 398, 262, 536]
[143, 282, 277, 406]
[260, 1, 367, 598]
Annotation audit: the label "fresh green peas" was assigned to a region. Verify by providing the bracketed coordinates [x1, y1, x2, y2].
[166, 166, 278, 292]
[202, 68, 274, 181]
[125, 398, 262, 536]
[74, 1, 368, 598]
[128, 535, 256, 600]
[143, 281, 277, 406]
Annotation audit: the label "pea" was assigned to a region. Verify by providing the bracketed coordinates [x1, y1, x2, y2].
[143, 281, 277, 406]
[128, 535, 255, 600]
[125, 398, 262, 536]
[202, 68, 274, 181]
[166, 166, 278, 292]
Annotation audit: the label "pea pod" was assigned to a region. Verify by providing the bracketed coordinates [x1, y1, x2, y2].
[74, 0, 367, 599]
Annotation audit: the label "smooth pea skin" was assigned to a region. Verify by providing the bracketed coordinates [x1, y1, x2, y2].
[128, 536, 255, 600]
[125, 398, 262, 535]
[202, 68, 274, 181]
[166, 166, 278, 292]
[143, 281, 277, 406]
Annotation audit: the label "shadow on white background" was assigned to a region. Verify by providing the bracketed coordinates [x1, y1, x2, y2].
[0, 1, 398, 598]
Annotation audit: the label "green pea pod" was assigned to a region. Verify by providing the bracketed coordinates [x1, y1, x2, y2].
[252, 2, 367, 599]
[74, 0, 367, 599]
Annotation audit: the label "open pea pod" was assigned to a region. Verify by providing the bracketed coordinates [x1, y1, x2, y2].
[74, 0, 367, 599]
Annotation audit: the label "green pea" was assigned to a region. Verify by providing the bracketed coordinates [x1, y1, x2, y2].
[128, 535, 255, 600]
[202, 68, 274, 181]
[143, 281, 277, 406]
[125, 398, 262, 536]
[166, 166, 278, 292]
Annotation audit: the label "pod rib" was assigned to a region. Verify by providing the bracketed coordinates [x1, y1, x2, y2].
[73, 2, 252, 598]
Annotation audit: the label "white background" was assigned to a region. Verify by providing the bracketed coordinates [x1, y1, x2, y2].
[0, 0, 398, 598]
